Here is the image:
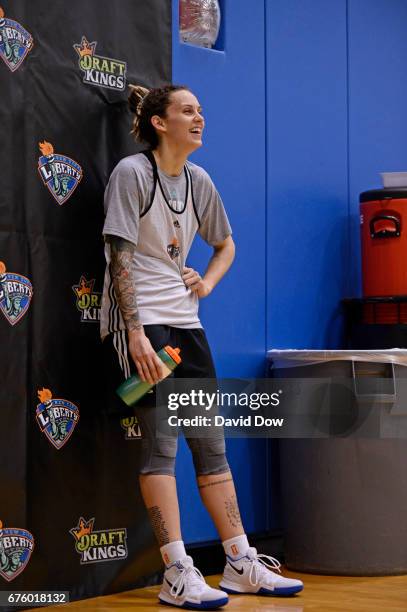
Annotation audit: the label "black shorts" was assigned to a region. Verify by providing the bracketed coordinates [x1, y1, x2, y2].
[102, 326, 229, 475]
[102, 325, 217, 415]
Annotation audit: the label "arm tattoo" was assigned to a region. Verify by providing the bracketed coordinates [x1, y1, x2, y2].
[108, 235, 142, 332]
[224, 495, 243, 529]
[147, 506, 170, 546]
[198, 477, 233, 490]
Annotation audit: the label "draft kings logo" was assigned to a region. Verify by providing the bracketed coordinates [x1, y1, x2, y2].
[70, 518, 128, 565]
[38, 141, 83, 206]
[0, 261, 33, 326]
[36, 388, 80, 450]
[0, 520, 34, 582]
[72, 276, 101, 323]
[74, 36, 126, 91]
[0, 6, 33, 72]
[121, 416, 141, 440]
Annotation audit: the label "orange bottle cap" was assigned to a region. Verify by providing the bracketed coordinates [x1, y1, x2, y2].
[164, 346, 182, 364]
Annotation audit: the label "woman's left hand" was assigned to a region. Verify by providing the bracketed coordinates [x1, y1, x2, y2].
[182, 267, 212, 298]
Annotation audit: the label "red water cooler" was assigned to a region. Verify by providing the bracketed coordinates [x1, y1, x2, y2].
[360, 188, 407, 297]
[343, 189, 407, 347]
[355, 189, 407, 329]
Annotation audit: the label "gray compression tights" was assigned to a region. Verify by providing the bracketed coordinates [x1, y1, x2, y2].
[135, 406, 229, 476]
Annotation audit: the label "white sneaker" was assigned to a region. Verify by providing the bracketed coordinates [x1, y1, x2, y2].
[159, 555, 229, 609]
[219, 547, 303, 596]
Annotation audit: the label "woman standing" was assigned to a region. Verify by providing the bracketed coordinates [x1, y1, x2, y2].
[101, 84, 303, 609]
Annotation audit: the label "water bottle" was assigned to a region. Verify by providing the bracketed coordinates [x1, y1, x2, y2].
[116, 345, 181, 407]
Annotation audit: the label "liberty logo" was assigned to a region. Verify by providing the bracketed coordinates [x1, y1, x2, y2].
[38, 141, 83, 205]
[36, 388, 80, 450]
[169, 188, 184, 212]
[0, 520, 34, 582]
[74, 36, 126, 91]
[0, 261, 33, 326]
[70, 518, 128, 565]
[72, 276, 101, 323]
[0, 6, 33, 72]
[120, 416, 141, 440]
[167, 238, 180, 260]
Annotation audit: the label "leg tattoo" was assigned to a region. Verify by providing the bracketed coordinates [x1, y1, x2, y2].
[147, 506, 170, 546]
[198, 477, 233, 490]
[224, 495, 243, 529]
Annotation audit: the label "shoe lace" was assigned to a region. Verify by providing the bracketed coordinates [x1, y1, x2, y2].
[170, 564, 205, 599]
[246, 548, 281, 587]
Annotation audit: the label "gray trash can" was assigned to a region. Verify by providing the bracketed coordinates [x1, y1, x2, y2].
[268, 349, 407, 576]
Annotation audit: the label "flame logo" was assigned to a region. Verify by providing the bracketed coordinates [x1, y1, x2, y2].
[71, 518, 94, 541]
[74, 277, 93, 298]
[0, 261, 6, 275]
[74, 36, 96, 59]
[0, 7, 4, 19]
[39, 141, 54, 156]
[37, 388, 52, 403]
[0, 520, 3, 529]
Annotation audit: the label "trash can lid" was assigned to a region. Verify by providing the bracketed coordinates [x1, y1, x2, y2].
[267, 349, 407, 368]
[360, 188, 407, 202]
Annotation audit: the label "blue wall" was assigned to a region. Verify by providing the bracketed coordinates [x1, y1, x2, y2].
[267, 0, 407, 346]
[348, 0, 407, 293]
[266, 0, 349, 349]
[172, 0, 407, 544]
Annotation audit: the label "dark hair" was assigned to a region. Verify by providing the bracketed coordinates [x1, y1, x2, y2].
[128, 84, 191, 149]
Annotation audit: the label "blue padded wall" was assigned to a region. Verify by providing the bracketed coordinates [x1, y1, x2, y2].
[266, 0, 349, 349]
[348, 0, 407, 294]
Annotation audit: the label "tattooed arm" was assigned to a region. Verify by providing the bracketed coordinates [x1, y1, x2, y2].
[108, 235, 141, 331]
[107, 235, 162, 384]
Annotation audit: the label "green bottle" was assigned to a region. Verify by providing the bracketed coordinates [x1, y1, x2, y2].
[116, 345, 181, 407]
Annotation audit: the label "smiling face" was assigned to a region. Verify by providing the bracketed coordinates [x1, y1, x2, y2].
[151, 89, 205, 153]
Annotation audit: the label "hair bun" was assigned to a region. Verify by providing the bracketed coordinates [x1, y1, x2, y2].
[128, 84, 150, 115]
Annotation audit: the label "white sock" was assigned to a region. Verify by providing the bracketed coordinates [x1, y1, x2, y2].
[160, 540, 187, 567]
[222, 534, 250, 560]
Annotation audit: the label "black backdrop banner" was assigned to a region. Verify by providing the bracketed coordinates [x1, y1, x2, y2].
[0, 0, 171, 607]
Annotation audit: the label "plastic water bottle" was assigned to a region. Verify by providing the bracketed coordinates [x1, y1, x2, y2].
[116, 346, 181, 407]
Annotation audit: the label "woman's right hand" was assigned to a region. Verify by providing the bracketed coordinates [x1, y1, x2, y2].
[128, 328, 163, 384]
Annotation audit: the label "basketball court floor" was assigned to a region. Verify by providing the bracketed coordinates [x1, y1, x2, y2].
[27, 567, 407, 611]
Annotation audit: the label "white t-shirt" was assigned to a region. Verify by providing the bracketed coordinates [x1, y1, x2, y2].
[100, 151, 232, 339]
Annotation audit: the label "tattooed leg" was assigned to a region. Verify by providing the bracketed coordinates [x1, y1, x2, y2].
[140, 475, 182, 544]
[197, 471, 245, 540]
[147, 506, 170, 546]
[224, 495, 243, 529]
